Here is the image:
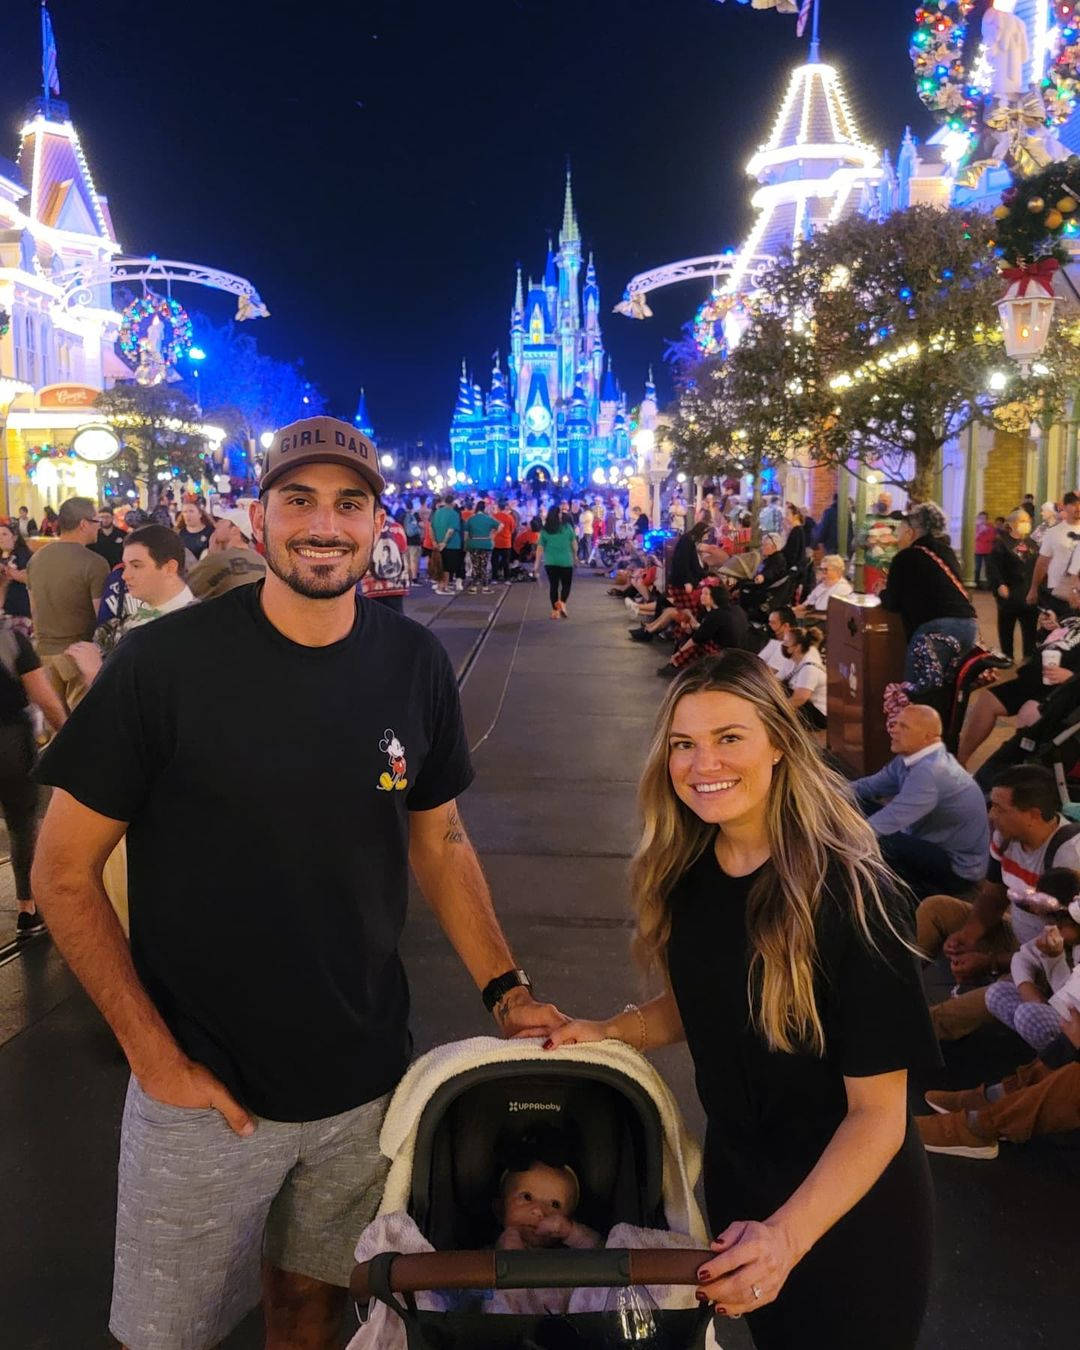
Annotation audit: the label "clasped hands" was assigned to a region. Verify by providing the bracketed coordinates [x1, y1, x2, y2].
[694, 1219, 799, 1318]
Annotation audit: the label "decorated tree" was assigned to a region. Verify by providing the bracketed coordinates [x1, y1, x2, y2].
[95, 384, 210, 502]
[763, 206, 1080, 502]
[667, 309, 803, 541]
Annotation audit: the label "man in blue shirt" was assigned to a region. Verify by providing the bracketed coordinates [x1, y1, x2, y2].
[853, 703, 989, 899]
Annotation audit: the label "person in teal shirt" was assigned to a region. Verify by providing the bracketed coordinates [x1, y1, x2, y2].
[430, 495, 464, 594]
[535, 506, 577, 618]
[464, 498, 499, 593]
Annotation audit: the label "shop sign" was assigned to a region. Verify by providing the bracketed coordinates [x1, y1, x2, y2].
[36, 383, 101, 412]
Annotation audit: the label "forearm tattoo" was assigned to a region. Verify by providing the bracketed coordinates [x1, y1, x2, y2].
[444, 808, 465, 845]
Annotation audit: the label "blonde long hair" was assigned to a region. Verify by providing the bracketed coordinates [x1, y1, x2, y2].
[630, 651, 897, 1057]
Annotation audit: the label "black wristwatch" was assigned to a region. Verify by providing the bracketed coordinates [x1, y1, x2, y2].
[482, 968, 532, 1014]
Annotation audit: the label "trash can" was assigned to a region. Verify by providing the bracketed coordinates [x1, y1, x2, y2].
[826, 595, 907, 777]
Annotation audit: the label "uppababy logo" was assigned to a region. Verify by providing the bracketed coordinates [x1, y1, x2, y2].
[508, 1100, 562, 1114]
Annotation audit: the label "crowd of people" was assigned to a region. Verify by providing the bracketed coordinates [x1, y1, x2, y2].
[0, 410, 1075, 1349]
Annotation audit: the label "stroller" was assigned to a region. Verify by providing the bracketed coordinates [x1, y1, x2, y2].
[350, 1037, 717, 1350]
[974, 677, 1080, 797]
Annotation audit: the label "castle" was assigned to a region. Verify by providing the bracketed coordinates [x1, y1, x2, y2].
[449, 172, 631, 487]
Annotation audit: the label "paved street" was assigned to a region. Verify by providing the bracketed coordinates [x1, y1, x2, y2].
[0, 574, 1071, 1348]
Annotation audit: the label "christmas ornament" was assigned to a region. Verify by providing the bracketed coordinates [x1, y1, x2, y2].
[1028, 196, 1046, 213]
[1058, 195, 1078, 212]
[1045, 209, 1064, 229]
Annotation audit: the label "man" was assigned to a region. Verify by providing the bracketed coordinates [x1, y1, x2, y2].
[853, 704, 989, 899]
[915, 764, 1080, 1040]
[90, 506, 125, 570]
[187, 504, 267, 601]
[16, 505, 37, 539]
[32, 415, 566, 1350]
[814, 493, 839, 554]
[757, 607, 797, 681]
[916, 1006, 1080, 1158]
[491, 499, 515, 583]
[794, 554, 853, 617]
[758, 494, 783, 535]
[431, 490, 464, 594]
[26, 496, 109, 711]
[67, 525, 196, 682]
[578, 502, 594, 562]
[1027, 490, 1080, 610]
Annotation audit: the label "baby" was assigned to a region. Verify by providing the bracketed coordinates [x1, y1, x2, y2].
[495, 1158, 600, 1252]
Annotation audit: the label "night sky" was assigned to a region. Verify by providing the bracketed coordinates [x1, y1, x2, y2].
[1, 1, 931, 444]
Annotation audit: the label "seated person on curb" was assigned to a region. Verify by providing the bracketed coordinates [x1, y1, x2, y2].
[784, 625, 828, 731]
[656, 582, 750, 678]
[956, 592, 1080, 766]
[757, 606, 798, 680]
[793, 553, 853, 617]
[852, 704, 988, 901]
[916, 1004, 1080, 1159]
[915, 765, 1080, 1041]
[986, 869, 1080, 1054]
[629, 578, 718, 644]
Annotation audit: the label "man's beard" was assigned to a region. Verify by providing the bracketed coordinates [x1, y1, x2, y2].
[263, 529, 370, 599]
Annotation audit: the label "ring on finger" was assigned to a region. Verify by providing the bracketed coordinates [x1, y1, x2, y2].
[751, 1284, 763, 1301]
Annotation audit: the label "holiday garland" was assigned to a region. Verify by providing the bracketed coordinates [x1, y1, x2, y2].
[693, 289, 745, 357]
[118, 293, 193, 369]
[911, 2, 1080, 135]
[990, 155, 1080, 263]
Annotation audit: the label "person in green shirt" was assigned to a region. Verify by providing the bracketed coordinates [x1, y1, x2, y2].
[535, 506, 577, 618]
[430, 494, 464, 595]
[464, 499, 499, 593]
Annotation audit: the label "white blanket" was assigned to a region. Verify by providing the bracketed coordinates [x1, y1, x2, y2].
[376, 1036, 706, 1242]
[348, 1213, 702, 1350]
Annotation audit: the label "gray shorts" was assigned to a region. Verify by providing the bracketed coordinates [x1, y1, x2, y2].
[110, 1077, 390, 1350]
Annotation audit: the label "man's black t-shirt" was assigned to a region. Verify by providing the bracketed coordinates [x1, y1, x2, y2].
[36, 583, 474, 1121]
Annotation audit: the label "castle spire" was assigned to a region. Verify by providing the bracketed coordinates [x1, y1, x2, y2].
[559, 165, 580, 246]
[514, 265, 524, 313]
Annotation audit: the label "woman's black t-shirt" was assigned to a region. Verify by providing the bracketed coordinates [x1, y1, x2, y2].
[0, 540, 32, 618]
[667, 846, 939, 1219]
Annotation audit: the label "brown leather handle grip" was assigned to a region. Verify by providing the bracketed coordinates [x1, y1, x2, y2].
[350, 1248, 711, 1301]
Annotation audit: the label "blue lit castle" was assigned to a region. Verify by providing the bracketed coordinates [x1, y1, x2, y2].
[450, 172, 630, 487]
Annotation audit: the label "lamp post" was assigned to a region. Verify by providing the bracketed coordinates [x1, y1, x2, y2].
[188, 346, 206, 414]
[996, 264, 1057, 376]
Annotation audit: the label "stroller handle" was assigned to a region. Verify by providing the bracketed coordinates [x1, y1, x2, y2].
[350, 1247, 712, 1301]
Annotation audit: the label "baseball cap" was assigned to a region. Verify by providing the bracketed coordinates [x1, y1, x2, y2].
[259, 416, 385, 497]
[212, 504, 255, 541]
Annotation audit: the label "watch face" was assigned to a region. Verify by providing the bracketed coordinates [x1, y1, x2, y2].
[525, 405, 551, 434]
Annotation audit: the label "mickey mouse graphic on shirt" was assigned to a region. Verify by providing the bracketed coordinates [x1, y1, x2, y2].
[377, 729, 408, 792]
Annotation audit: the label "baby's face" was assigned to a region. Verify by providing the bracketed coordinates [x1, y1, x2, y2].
[501, 1163, 576, 1245]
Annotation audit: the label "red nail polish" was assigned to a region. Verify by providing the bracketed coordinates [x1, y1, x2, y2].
[695, 1292, 709, 1304]
[716, 1308, 728, 1317]
[542, 1039, 553, 1050]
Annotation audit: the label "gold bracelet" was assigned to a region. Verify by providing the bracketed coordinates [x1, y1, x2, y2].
[622, 1003, 648, 1052]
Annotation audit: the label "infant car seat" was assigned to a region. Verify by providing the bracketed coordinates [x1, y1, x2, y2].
[408, 1062, 666, 1252]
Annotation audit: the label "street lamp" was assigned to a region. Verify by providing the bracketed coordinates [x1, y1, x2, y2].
[188, 346, 206, 412]
[260, 431, 274, 450]
[997, 263, 1058, 374]
[380, 453, 395, 470]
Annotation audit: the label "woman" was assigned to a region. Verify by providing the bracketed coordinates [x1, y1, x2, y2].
[880, 502, 977, 682]
[0, 522, 33, 636]
[781, 504, 807, 572]
[535, 505, 576, 618]
[656, 582, 749, 677]
[987, 509, 1039, 661]
[668, 520, 708, 591]
[785, 625, 828, 731]
[176, 501, 213, 559]
[794, 554, 853, 618]
[545, 653, 937, 1348]
[39, 505, 58, 537]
